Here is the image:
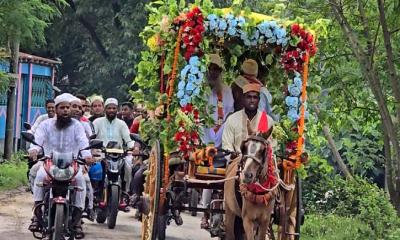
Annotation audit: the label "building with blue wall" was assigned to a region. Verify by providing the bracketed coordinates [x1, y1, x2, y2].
[0, 52, 60, 151]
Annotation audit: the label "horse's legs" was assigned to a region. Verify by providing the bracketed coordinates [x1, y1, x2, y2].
[256, 220, 269, 240]
[243, 216, 255, 240]
[225, 207, 236, 240]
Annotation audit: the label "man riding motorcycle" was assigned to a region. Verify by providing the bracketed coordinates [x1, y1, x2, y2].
[70, 96, 97, 221]
[92, 98, 135, 205]
[28, 93, 92, 239]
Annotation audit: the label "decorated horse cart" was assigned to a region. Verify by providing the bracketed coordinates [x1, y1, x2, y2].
[132, 1, 317, 239]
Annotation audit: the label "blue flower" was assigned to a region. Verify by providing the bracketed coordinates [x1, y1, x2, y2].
[189, 56, 200, 66]
[188, 74, 197, 83]
[207, 14, 218, 22]
[237, 16, 245, 27]
[285, 96, 299, 107]
[244, 39, 251, 46]
[186, 81, 195, 91]
[252, 30, 260, 40]
[277, 37, 288, 46]
[257, 22, 269, 34]
[274, 28, 286, 39]
[288, 84, 301, 97]
[178, 80, 186, 90]
[240, 30, 248, 40]
[280, 38, 288, 46]
[228, 19, 238, 28]
[177, 89, 185, 98]
[267, 36, 277, 44]
[193, 87, 200, 96]
[227, 27, 237, 36]
[180, 98, 188, 107]
[294, 77, 302, 88]
[288, 108, 299, 122]
[190, 66, 199, 75]
[180, 65, 191, 77]
[269, 21, 278, 29]
[218, 19, 228, 31]
[209, 20, 218, 31]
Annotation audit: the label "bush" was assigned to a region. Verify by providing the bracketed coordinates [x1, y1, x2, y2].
[303, 175, 400, 239]
[0, 152, 27, 191]
[301, 214, 374, 240]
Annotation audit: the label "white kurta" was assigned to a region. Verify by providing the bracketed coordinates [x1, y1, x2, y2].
[31, 114, 50, 134]
[222, 110, 274, 153]
[29, 118, 91, 158]
[203, 85, 234, 147]
[93, 117, 134, 149]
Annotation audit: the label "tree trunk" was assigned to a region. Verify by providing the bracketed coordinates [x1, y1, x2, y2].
[377, 0, 400, 185]
[329, 0, 400, 213]
[3, 39, 19, 160]
[314, 106, 353, 179]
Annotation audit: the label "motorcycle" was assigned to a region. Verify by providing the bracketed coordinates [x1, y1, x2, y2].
[22, 131, 103, 240]
[95, 141, 139, 229]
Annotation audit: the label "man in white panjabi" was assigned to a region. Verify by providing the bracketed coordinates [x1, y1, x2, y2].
[28, 93, 92, 238]
[201, 53, 234, 229]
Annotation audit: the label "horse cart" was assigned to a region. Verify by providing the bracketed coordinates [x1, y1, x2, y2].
[133, 2, 317, 240]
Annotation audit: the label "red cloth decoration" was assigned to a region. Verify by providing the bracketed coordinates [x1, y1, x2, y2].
[245, 113, 276, 194]
[257, 111, 269, 133]
[246, 144, 277, 194]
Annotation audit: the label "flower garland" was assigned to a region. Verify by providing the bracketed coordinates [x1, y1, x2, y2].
[286, 72, 303, 122]
[281, 24, 317, 73]
[206, 13, 246, 39]
[177, 56, 206, 107]
[181, 7, 205, 60]
[205, 13, 288, 48]
[174, 104, 201, 159]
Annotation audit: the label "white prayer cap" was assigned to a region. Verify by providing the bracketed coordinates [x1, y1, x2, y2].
[105, 98, 118, 107]
[88, 95, 104, 105]
[69, 96, 82, 104]
[55, 93, 74, 106]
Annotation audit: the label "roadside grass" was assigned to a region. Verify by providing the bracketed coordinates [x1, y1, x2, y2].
[0, 152, 27, 191]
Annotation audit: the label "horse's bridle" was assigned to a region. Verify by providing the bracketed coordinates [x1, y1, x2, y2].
[238, 136, 269, 182]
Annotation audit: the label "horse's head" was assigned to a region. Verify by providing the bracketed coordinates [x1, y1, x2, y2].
[239, 123, 273, 184]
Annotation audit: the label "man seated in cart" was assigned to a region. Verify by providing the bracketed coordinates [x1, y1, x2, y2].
[200, 53, 234, 229]
[222, 83, 274, 158]
[232, 59, 277, 120]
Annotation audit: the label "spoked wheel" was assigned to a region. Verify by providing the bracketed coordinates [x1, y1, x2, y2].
[141, 140, 164, 240]
[272, 172, 300, 240]
[295, 176, 303, 240]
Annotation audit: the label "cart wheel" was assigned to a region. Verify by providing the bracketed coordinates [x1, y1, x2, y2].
[141, 140, 164, 240]
[189, 189, 199, 216]
[295, 176, 304, 240]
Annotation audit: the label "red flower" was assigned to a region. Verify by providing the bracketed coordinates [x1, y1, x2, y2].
[291, 24, 300, 35]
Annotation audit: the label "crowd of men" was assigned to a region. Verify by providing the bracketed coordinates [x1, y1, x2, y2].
[25, 54, 276, 238]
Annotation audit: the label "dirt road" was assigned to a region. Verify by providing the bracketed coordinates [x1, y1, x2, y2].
[0, 189, 211, 239]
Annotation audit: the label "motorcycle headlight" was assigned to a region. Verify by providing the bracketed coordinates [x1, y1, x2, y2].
[50, 166, 75, 181]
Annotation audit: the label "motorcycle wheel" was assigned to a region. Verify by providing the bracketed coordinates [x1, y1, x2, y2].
[107, 185, 119, 229]
[96, 208, 107, 224]
[52, 204, 64, 240]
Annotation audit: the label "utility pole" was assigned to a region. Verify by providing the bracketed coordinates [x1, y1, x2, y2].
[3, 40, 19, 160]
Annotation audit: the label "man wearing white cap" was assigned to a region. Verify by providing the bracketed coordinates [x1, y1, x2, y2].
[28, 93, 91, 238]
[89, 95, 105, 122]
[93, 98, 134, 195]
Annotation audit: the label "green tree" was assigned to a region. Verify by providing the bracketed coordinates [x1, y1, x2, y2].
[0, 0, 64, 159]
